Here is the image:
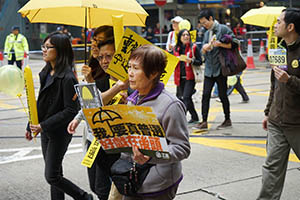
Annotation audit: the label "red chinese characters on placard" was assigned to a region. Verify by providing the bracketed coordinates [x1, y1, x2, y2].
[99, 135, 163, 151]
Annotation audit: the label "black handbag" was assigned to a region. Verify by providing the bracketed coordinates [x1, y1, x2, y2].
[110, 158, 154, 196]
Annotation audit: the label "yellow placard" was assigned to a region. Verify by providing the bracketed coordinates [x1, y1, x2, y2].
[267, 18, 278, 52]
[112, 15, 124, 50]
[179, 54, 188, 62]
[81, 138, 101, 168]
[190, 30, 197, 43]
[107, 28, 179, 85]
[82, 105, 170, 159]
[24, 65, 39, 137]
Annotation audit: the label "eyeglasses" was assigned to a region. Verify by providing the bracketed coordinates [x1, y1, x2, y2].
[96, 54, 113, 62]
[41, 45, 55, 51]
[182, 34, 190, 37]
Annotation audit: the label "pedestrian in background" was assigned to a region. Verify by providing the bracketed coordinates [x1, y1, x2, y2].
[122, 44, 190, 200]
[257, 8, 300, 200]
[166, 16, 183, 53]
[213, 72, 249, 103]
[4, 26, 29, 69]
[196, 9, 235, 130]
[25, 32, 93, 200]
[174, 29, 202, 124]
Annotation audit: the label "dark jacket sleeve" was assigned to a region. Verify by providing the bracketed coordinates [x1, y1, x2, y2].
[192, 45, 202, 66]
[264, 70, 275, 116]
[40, 74, 79, 132]
[286, 75, 300, 95]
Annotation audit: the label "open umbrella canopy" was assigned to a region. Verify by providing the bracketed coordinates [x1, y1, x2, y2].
[18, 0, 148, 28]
[241, 6, 286, 27]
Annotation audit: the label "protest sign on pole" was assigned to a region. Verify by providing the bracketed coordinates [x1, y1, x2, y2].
[107, 28, 179, 85]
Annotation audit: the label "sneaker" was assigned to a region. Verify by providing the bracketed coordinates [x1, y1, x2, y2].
[216, 98, 221, 103]
[216, 119, 232, 130]
[188, 119, 199, 124]
[195, 121, 208, 130]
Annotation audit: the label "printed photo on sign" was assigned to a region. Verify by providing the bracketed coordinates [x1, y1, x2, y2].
[107, 28, 179, 85]
[74, 83, 103, 109]
[83, 105, 170, 160]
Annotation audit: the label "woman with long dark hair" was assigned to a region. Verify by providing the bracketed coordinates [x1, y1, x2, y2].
[25, 32, 93, 200]
[174, 29, 202, 124]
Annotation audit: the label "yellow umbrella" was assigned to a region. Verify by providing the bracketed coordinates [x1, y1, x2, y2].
[18, 0, 148, 63]
[241, 6, 286, 27]
[18, 0, 148, 28]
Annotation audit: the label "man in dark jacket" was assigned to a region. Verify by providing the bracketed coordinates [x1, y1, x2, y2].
[257, 8, 300, 200]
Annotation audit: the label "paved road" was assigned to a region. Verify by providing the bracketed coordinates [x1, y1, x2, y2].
[0, 56, 299, 200]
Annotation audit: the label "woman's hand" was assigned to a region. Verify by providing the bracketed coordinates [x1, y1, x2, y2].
[186, 57, 192, 64]
[132, 146, 150, 165]
[30, 124, 42, 135]
[25, 130, 33, 141]
[115, 80, 129, 91]
[81, 65, 94, 83]
[67, 119, 80, 134]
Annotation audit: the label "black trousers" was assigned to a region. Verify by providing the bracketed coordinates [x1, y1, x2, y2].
[8, 53, 22, 69]
[178, 79, 199, 121]
[87, 141, 112, 200]
[41, 131, 87, 200]
[228, 76, 249, 101]
[202, 74, 230, 122]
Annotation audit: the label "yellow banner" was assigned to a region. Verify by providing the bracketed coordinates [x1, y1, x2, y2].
[83, 105, 170, 159]
[81, 138, 101, 168]
[24, 65, 39, 137]
[190, 30, 197, 43]
[267, 18, 278, 52]
[107, 28, 179, 85]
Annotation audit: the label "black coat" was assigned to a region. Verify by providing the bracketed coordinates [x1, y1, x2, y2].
[36, 64, 79, 134]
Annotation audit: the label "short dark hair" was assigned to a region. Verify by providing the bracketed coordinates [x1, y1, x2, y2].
[97, 39, 115, 50]
[93, 26, 114, 41]
[43, 32, 74, 74]
[199, 9, 214, 21]
[176, 29, 191, 49]
[129, 44, 167, 84]
[283, 8, 300, 35]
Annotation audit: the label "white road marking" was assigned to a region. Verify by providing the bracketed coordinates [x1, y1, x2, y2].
[0, 144, 83, 165]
